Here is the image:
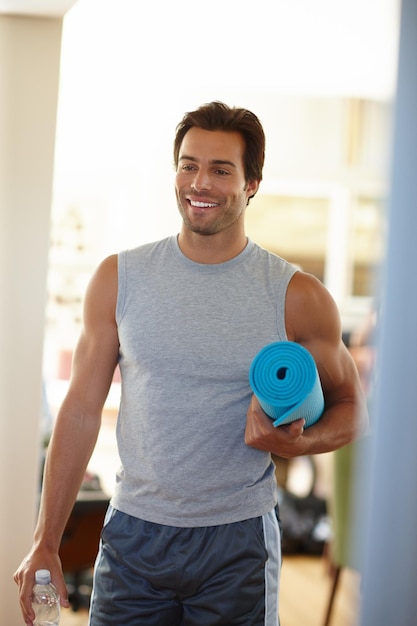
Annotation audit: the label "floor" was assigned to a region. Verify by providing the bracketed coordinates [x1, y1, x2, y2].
[59, 554, 360, 626]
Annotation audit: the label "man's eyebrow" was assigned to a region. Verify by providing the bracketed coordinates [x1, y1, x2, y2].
[178, 155, 237, 169]
[212, 159, 237, 169]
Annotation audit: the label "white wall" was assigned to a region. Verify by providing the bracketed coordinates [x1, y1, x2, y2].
[0, 14, 63, 623]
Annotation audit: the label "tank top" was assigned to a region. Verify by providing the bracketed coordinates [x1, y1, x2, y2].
[111, 235, 298, 526]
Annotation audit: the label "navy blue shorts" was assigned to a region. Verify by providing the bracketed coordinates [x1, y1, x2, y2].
[88, 506, 281, 625]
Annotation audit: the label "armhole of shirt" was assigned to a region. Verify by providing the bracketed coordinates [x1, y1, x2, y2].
[116, 250, 127, 326]
[277, 266, 299, 341]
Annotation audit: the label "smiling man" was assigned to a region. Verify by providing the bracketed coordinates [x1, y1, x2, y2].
[175, 127, 258, 243]
[15, 102, 368, 626]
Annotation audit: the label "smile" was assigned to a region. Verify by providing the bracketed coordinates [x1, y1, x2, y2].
[189, 200, 219, 208]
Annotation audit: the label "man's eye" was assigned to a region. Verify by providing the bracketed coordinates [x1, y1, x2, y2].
[215, 169, 229, 176]
[181, 165, 196, 172]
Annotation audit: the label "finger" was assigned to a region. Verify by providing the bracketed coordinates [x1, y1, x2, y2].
[19, 589, 35, 626]
[14, 569, 35, 625]
[22, 582, 35, 621]
[280, 418, 305, 438]
[56, 580, 70, 609]
[290, 418, 306, 436]
[47, 565, 70, 609]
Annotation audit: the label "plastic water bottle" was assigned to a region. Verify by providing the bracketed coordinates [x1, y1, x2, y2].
[32, 569, 60, 626]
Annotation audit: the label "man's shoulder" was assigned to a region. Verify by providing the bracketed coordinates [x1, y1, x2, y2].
[122, 236, 173, 259]
[250, 241, 298, 273]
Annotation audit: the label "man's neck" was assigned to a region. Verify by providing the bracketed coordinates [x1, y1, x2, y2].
[177, 228, 248, 264]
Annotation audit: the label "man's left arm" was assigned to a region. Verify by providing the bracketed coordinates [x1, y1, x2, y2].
[245, 271, 369, 458]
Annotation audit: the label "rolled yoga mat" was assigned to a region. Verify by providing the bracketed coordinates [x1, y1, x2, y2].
[249, 341, 324, 428]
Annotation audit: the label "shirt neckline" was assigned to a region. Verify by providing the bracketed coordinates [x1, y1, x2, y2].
[171, 235, 255, 269]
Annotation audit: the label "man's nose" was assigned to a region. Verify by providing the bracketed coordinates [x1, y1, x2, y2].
[191, 169, 211, 191]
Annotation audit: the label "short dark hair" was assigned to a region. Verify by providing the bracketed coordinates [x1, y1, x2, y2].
[173, 101, 265, 183]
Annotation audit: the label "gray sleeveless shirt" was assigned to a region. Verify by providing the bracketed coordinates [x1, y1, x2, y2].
[111, 236, 298, 526]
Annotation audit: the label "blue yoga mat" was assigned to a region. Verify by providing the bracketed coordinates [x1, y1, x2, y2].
[249, 341, 324, 428]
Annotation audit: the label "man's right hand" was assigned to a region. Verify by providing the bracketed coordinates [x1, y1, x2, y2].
[13, 548, 70, 625]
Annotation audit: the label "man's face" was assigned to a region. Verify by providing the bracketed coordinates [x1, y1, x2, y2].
[175, 127, 259, 237]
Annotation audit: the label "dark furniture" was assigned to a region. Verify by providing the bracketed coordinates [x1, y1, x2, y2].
[59, 490, 109, 611]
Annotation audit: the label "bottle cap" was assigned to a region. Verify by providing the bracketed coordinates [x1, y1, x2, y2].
[35, 569, 51, 584]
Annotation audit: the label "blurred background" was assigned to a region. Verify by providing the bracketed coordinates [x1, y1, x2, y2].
[45, 0, 398, 417]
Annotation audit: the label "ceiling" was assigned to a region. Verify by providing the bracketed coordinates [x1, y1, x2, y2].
[0, 0, 77, 16]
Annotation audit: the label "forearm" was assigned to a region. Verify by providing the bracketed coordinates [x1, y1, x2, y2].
[245, 392, 368, 460]
[294, 398, 367, 457]
[33, 403, 101, 553]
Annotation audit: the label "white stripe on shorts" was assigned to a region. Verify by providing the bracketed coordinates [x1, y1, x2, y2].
[263, 508, 282, 626]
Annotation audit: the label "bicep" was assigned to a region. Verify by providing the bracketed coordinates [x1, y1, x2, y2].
[66, 255, 120, 416]
[285, 272, 362, 405]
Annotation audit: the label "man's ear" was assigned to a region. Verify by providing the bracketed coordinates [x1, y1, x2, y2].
[246, 179, 260, 203]
[246, 179, 260, 197]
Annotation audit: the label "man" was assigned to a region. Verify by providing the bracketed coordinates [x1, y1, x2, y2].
[15, 101, 368, 625]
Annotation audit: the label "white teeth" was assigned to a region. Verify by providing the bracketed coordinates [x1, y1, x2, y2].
[190, 200, 218, 208]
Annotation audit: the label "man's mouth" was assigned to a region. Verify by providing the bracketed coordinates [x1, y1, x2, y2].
[189, 199, 219, 208]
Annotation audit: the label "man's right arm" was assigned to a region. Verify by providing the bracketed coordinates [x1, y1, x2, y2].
[14, 254, 120, 625]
